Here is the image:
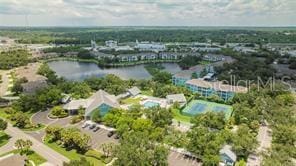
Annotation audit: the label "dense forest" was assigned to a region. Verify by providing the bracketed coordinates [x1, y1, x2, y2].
[0, 49, 31, 69]
[0, 27, 296, 44]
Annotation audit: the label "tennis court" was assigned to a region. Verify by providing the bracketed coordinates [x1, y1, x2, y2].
[182, 100, 232, 119]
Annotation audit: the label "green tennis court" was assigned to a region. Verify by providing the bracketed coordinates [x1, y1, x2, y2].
[182, 100, 232, 119]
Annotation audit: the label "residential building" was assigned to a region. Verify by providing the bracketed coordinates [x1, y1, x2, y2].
[172, 70, 193, 86]
[159, 52, 178, 60]
[135, 40, 166, 52]
[105, 40, 118, 48]
[166, 94, 187, 106]
[63, 90, 120, 118]
[172, 65, 205, 86]
[91, 40, 97, 50]
[203, 54, 225, 62]
[114, 45, 134, 51]
[219, 145, 237, 166]
[185, 79, 248, 100]
[127, 86, 141, 97]
[119, 54, 139, 62]
[233, 46, 257, 54]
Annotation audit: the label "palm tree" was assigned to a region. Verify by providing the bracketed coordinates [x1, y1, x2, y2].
[25, 140, 33, 152]
[15, 139, 26, 153]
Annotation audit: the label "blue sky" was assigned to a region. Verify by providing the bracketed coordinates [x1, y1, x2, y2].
[0, 0, 295, 26]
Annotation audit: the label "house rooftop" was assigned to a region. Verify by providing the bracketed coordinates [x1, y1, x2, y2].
[128, 86, 141, 96]
[63, 89, 120, 116]
[186, 79, 248, 93]
[173, 70, 192, 79]
[85, 90, 120, 116]
[166, 94, 187, 103]
[219, 145, 237, 162]
[0, 154, 27, 166]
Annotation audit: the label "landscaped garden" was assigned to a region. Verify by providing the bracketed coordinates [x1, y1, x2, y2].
[45, 139, 106, 165]
[0, 132, 10, 147]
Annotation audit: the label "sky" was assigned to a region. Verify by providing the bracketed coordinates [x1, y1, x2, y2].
[0, 0, 295, 27]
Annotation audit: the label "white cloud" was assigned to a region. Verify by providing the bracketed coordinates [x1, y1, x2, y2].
[0, 0, 295, 26]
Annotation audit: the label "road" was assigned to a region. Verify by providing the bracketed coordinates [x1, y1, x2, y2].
[1, 123, 69, 166]
[247, 125, 272, 166]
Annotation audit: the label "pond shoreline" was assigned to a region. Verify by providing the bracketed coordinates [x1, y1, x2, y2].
[46, 59, 182, 81]
[42, 57, 181, 68]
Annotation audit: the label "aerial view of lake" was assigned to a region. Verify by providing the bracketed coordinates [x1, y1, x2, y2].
[47, 60, 182, 80]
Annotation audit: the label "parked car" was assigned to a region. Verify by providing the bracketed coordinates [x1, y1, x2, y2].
[107, 131, 114, 137]
[89, 123, 96, 129]
[93, 126, 100, 132]
[82, 122, 90, 128]
[114, 134, 120, 139]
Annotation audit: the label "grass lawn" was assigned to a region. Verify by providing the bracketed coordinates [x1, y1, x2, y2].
[0, 149, 46, 165]
[0, 107, 45, 131]
[172, 109, 192, 123]
[141, 90, 153, 96]
[26, 150, 47, 165]
[0, 132, 11, 147]
[45, 139, 106, 165]
[120, 97, 141, 105]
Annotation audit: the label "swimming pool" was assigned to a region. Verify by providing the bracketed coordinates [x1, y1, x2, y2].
[143, 101, 160, 108]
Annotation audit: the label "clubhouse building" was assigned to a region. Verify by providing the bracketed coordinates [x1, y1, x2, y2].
[63, 90, 120, 119]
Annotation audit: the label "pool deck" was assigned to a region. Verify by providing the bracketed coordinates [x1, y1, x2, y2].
[182, 100, 232, 119]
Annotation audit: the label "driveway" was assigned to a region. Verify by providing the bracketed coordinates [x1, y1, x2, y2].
[168, 151, 201, 166]
[247, 125, 272, 166]
[31, 110, 54, 125]
[29, 112, 72, 142]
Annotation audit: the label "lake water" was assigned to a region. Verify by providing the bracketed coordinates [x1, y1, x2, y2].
[47, 60, 182, 80]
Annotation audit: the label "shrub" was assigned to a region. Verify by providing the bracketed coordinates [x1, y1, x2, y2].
[50, 106, 68, 118]
[70, 115, 84, 124]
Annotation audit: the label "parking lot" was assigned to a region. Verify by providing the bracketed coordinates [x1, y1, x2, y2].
[77, 121, 119, 150]
[168, 151, 201, 166]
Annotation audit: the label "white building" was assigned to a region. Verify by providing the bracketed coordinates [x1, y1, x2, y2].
[135, 40, 166, 52]
[105, 40, 118, 48]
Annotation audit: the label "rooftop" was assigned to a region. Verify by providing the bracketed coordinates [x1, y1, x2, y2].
[186, 79, 248, 93]
[166, 94, 187, 103]
[128, 86, 141, 96]
[63, 90, 120, 116]
[219, 145, 237, 162]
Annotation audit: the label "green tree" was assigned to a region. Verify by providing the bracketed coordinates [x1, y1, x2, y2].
[0, 119, 7, 130]
[146, 107, 173, 128]
[11, 77, 28, 94]
[100, 143, 116, 158]
[232, 124, 258, 158]
[114, 131, 168, 166]
[51, 106, 68, 118]
[191, 111, 226, 130]
[13, 113, 30, 128]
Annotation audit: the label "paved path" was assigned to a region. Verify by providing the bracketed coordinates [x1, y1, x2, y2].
[247, 125, 272, 166]
[0, 70, 10, 97]
[2, 123, 69, 166]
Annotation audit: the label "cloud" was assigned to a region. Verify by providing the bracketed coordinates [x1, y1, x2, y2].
[0, 0, 295, 26]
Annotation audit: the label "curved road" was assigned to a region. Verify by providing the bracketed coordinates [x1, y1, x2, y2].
[2, 123, 69, 166]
